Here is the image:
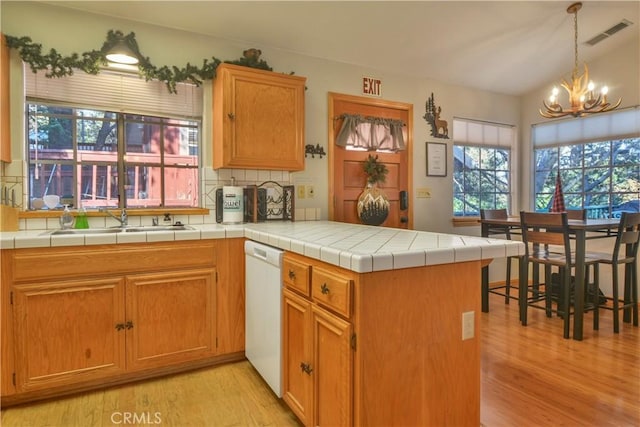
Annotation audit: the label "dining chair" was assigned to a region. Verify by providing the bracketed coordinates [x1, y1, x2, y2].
[480, 209, 520, 305]
[519, 211, 602, 338]
[592, 212, 640, 333]
[566, 209, 587, 220]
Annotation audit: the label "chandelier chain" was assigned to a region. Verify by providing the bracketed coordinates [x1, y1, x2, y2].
[573, 7, 579, 78]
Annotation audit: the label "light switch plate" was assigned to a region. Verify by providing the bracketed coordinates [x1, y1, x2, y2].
[416, 188, 431, 198]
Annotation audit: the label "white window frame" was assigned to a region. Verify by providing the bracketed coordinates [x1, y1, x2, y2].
[452, 117, 517, 216]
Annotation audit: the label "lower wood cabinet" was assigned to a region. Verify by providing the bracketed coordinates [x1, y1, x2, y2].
[281, 251, 483, 427]
[13, 277, 126, 392]
[282, 254, 353, 427]
[125, 269, 216, 371]
[1, 239, 245, 405]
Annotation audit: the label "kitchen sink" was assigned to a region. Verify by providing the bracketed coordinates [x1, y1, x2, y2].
[48, 224, 195, 235]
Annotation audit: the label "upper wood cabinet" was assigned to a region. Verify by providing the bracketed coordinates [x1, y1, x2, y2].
[213, 63, 306, 171]
[1, 33, 11, 163]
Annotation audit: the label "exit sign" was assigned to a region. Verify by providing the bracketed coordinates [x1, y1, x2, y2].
[362, 76, 382, 97]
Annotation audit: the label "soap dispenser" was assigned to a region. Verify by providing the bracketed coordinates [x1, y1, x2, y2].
[75, 206, 89, 229]
[59, 205, 75, 229]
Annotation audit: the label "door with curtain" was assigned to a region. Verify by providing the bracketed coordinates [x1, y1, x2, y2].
[328, 92, 413, 229]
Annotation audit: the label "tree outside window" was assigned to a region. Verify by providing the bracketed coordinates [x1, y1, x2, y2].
[534, 138, 640, 218]
[27, 103, 199, 210]
[453, 146, 511, 216]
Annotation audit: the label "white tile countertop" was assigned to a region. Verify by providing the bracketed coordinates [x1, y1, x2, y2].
[0, 221, 524, 273]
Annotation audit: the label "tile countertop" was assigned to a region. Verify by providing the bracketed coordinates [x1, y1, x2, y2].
[0, 221, 524, 273]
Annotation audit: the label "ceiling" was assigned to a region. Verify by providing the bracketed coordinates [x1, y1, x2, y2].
[42, 1, 639, 96]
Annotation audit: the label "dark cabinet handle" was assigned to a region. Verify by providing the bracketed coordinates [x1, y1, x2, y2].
[125, 321, 134, 329]
[288, 269, 295, 279]
[115, 323, 125, 331]
[321, 283, 330, 294]
[300, 362, 313, 375]
[227, 112, 235, 120]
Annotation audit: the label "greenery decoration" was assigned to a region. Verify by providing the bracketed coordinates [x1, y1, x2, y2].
[4, 30, 284, 94]
[363, 154, 388, 185]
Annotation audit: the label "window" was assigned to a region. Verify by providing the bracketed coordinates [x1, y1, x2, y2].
[28, 103, 200, 209]
[532, 107, 640, 218]
[25, 70, 202, 210]
[534, 138, 640, 218]
[452, 118, 515, 216]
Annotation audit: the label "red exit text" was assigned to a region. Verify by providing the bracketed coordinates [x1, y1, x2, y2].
[362, 77, 382, 97]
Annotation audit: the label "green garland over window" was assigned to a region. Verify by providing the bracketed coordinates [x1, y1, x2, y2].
[5, 30, 277, 94]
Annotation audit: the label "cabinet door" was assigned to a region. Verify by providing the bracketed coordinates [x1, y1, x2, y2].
[213, 64, 306, 171]
[312, 305, 353, 427]
[216, 238, 245, 355]
[282, 288, 313, 426]
[126, 269, 216, 371]
[12, 277, 126, 392]
[1, 33, 11, 163]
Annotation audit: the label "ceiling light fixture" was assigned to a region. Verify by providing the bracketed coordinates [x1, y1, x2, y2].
[540, 2, 621, 119]
[105, 38, 139, 65]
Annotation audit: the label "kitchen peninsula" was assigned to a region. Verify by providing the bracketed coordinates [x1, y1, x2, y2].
[1, 221, 523, 426]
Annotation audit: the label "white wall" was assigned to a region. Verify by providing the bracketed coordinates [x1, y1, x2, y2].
[1, 1, 519, 232]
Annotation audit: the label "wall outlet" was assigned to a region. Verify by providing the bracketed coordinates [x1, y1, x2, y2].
[416, 188, 432, 198]
[462, 311, 475, 340]
[306, 185, 315, 199]
[297, 185, 306, 199]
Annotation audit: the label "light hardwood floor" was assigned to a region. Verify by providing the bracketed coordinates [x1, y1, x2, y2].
[2, 293, 638, 426]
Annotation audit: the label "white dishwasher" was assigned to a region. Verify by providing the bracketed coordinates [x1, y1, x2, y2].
[244, 240, 283, 397]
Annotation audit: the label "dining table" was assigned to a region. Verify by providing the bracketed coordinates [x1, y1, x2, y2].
[480, 216, 620, 341]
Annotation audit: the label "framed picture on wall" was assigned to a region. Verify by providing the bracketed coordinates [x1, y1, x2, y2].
[426, 142, 447, 177]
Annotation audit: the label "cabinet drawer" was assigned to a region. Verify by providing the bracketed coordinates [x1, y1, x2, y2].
[312, 267, 352, 319]
[283, 257, 311, 296]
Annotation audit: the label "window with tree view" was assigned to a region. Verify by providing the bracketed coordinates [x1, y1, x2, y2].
[534, 138, 640, 218]
[452, 117, 515, 216]
[28, 103, 200, 210]
[453, 146, 511, 216]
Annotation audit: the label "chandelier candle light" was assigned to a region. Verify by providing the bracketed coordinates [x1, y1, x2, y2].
[540, 2, 621, 119]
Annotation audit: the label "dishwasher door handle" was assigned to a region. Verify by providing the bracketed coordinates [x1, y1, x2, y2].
[253, 247, 268, 260]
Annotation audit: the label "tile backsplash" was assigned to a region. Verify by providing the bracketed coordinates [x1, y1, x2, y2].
[9, 166, 320, 231]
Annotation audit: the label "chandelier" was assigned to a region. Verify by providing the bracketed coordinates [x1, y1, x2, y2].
[540, 2, 621, 119]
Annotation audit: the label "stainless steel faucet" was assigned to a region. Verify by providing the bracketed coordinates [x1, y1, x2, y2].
[100, 208, 128, 227]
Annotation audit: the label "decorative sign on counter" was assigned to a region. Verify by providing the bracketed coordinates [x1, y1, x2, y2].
[362, 76, 382, 97]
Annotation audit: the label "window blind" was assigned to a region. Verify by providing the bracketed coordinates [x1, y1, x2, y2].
[452, 117, 515, 148]
[532, 106, 640, 148]
[25, 68, 203, 119]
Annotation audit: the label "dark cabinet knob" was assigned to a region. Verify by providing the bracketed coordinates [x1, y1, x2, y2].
[300, 362, 313, 375]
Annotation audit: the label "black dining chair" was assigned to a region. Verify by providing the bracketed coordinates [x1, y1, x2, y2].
[480, 209, 520, 306]
[592, 212, 640, 333]
[519, 211, 602, 338]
